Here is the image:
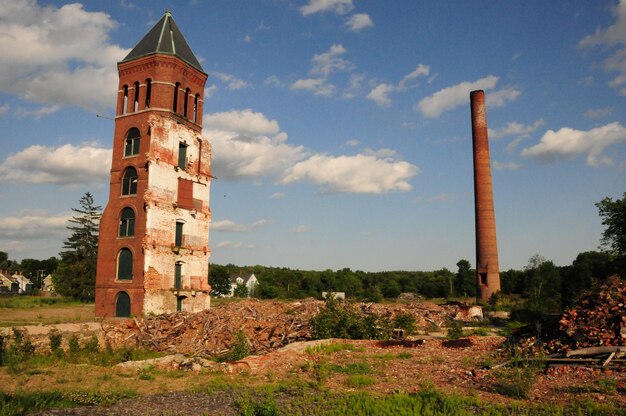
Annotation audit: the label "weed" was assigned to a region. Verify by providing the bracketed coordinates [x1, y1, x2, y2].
[49, 333, 62, 355]
[224, 330, 251, 362]
[491, 365, 537, 399]
[446, 321, 464, 339]
[393, 312, 416, 335]
[598, 378, 617, 395]
[345, 375, 376, 388]
[396, 352, 412, 359]
[305, 342, 363, 355]
[469, 326, 490, 336]
[67, 335, 80, 355]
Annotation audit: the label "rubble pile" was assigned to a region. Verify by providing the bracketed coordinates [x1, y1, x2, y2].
[543, 276, 626, 355]
[103, 299, 456, 358]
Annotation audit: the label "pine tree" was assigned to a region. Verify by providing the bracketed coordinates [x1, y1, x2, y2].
[53, 192, 101, 301]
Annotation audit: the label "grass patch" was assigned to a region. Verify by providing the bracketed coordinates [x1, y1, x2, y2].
[0, 388, 137, 415]
[0, 296, 80, 309]
[344, 375, 376, 388]
[305, 342, 364, 355]
[491, 365, 538, 399]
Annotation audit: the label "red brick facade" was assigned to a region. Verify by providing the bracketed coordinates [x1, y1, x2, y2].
[95, 16, 212, 317]
[470, 90, 501, 301]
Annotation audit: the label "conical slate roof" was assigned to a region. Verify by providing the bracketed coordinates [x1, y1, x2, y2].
[121, 11, 204, 72]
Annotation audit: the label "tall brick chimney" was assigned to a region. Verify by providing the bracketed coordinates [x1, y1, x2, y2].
[470, 90, 501, 301]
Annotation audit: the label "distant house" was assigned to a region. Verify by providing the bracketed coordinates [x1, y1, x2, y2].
[42, 274, 55, 294]
[12, 273, 33, 294]
[0, 271, 18, 293]
[228, 273, 258, 297]
[321, 291, 346, 300]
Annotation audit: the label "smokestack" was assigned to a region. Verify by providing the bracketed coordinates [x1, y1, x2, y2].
[470, 90, 501, 301]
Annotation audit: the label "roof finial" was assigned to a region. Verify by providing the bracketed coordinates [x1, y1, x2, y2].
[165, 9, 171, 16]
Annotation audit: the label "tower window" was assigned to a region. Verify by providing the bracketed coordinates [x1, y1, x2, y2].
[193, 94, 199, 122]
[173, 82, 180, 112]
[183, 88, 190, 117]
[119, 207, 135, 237]
[174, 261, 183, 289]
[117, 248, 133, 280]
[122, 167, 138, 196]
[122, 85, 128, 115]
[178, 142, 188, 169]
[115, 292, 131, 317]
[175, 221, 184, 247]
[145, 78, 151, 108]
[124, 128, 140, 157]
[133, 81, 140, 112]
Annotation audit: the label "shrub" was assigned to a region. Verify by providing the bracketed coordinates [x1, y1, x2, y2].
[491, 365, 537, 399]
[226, 330, 250, 362]
[393, 312, 416, 335]
[68, 335, 80, 355]
[82, 335, 99, 354]
[446, 321, 464, 339]
[310, 297, 393, 340]
[49, 333, 62, 356]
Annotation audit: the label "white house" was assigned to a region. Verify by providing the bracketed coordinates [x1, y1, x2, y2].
[12, 273, 33, 294]
[42, 274, 55, 294]
[228, 273, 258, 297]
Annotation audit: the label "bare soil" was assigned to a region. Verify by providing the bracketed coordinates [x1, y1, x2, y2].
[0, 304, 94, 326]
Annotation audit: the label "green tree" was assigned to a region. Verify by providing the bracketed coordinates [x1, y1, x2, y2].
[209, 264, 231, 296]
[596, 192, 626, 256]
[53, 192, 101, 301]
[454, 259, 475, 298]
[233, 283, 248, 298]
[523, 254, 562, 320]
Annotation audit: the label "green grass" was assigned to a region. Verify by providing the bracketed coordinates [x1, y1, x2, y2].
[0, 296, 80, 309]
[0, 388, 137, 415]
[305, 342, 365, 355]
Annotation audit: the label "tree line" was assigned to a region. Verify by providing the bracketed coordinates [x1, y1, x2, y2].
[2, 190, 625, 324]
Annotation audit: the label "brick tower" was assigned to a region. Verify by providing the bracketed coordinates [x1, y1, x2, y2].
[470, 90, 501, 301]
[95, 11, 212, 317]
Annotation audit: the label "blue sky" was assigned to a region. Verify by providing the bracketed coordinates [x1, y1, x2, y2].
[1, 0, 625, 272]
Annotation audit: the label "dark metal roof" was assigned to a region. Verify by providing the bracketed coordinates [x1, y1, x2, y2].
[121, 11, 204, 72]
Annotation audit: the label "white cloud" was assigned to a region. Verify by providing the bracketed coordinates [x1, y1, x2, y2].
[0, 1, 128, 111]
[243, 35, 252, 43]
[300, 0, 354, 16]
[0, 104, 9, 116]
[416, 75, 519, 118]
[345, 139, 360, 147]
[0, 143, 111, 185]
[367, 65, 429, 107]
[15, 104, 60, 119]
[521, 122, 626, 167]
[290, 78, 335, 96]
[0, 211, 70, 239]
[366, 83, 394, 107]
[428, 193, 456, 203]
[398, 64, 430, 89]
[215, 240, 254, 249]
[346, 13, 373, 32]
[204, 85, 218, 98]
[310, 44, 352, 76]
[493, 161, 522, 171]
[292, 225, 311, 233]
[270, 192, 285, 199]
[211, 218, 272, 232]
[204, 110, 306, 181]
[264, 76, 283, 87]
[204, 109, 418, 194]
[212, 72, 250, 90]
[281, 153, 419, 194]
[204, 109, 280, 136]
[489, 119, 545, 139]
[579, 1, 626, 95]
[342, 73, 364, 99]
[585, 107, 614, 119]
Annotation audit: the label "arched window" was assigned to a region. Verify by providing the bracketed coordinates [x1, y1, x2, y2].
[183, 88, 190, 117]
[133, 81, 140, 112]
[122, 85, 128, 115]
[115, 292, 131, 317]
[145, 78, 152, 108]
[174, 261, 183, 289]
[124, 128, 140, 157]
[121, 167, 138, 196]
[173, 82, 180, 112]
[119, 208, 135, 237]
[117, 248, 133, 280]
[193, 94, 199, 122]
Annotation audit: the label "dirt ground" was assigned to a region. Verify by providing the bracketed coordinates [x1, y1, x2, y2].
[0, 304, 94, 326]
[2, 336, 624, 415]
